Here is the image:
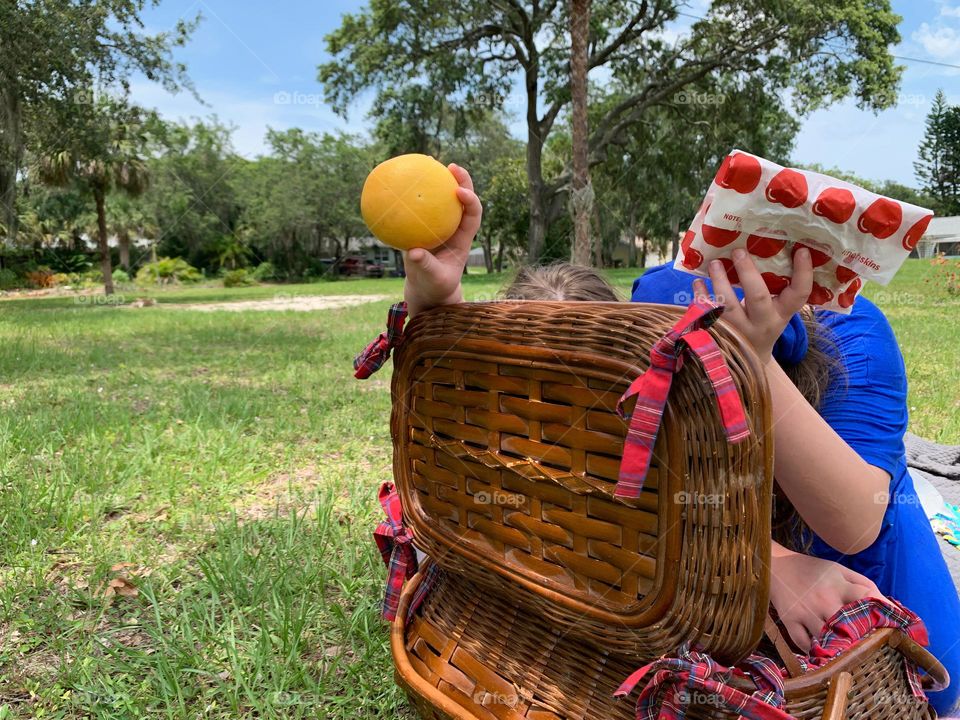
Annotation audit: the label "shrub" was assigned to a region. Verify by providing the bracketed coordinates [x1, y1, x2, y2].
[0, 268, 19, 290]
[25, 268, 56, 289]
[136, 257, 202, 285]
[112, 268, 131, 284]
[223, 268, 257, 288]
[251, 261, 276, 281]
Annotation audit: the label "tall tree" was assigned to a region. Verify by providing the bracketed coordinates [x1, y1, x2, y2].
[915, 89, 960, 216]
[320, 0, 903, 263]
[34, 97, 150, 294]
[569, 0, 594, 266]
[0, 1, 197, 242]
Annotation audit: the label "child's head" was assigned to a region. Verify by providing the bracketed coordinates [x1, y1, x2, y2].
[501, 262, 619, 302]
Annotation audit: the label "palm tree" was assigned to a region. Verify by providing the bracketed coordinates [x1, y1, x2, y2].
[569, 0, 594, 267]
[34, 98, 149, 294]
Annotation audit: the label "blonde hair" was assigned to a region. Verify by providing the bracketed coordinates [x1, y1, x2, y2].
[501, 262, 620, 302]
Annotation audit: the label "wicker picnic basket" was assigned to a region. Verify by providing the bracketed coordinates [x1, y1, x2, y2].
[391, 564, 947, 720]
[386, 301, 948, 719]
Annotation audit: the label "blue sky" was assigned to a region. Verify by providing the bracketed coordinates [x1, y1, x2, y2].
[132, 0, 960, 186]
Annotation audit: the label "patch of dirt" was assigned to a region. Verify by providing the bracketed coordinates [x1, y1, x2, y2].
[234, 464, 324, 522]
[153, 294, 390, 313]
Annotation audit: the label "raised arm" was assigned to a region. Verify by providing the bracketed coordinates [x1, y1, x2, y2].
[403, 164, 482, 317]
[695, 248, 888, 554]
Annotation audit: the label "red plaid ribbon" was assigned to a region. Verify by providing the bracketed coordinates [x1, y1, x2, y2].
[796, 596, 938, 697]
[615, 299, 750, 498]
[373, 482, 419, 621]
[354, 302, 407, 379]
[614, 643, 793, 720]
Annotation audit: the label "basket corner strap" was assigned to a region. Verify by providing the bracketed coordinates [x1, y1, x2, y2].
[615, 299, 751, 499]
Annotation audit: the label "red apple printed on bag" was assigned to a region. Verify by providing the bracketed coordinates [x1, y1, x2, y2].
[765, 169, 808, 209]
[857, 198, 903, 240]
[791, 242, 831, 268]
[746, 234, 786, 258]
[812, 187, 856, 224]
[682, 248, 704, 270]
[836, 265, 859, 284]
[681, 230, 695, 254]
[901, 214, 932, 252]
[701, 224, 741, 248]
[807, 282, 834, 306]
[838, 278, 862, 309]
[716, 153, 763, 194]
[718, 257, 739, 284]
[762, 272, 791, 295]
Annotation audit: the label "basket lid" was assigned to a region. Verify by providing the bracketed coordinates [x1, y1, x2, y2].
[390, 301, 773, 660]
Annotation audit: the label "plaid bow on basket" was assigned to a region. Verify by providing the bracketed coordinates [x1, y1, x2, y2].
[615, 298, 750, 498]
[372, 482, 442, 623]
[373, 482, 419, 621]
[614, 643, 795, 720]
[354, 302, 407, 379]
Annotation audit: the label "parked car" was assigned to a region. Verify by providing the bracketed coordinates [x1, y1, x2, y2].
[338, 256, 384, 278]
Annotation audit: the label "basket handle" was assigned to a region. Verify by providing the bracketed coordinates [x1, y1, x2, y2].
[891, 632, 951, 691]
[820, 671, 853, 720]
[763, 615, 805, 679]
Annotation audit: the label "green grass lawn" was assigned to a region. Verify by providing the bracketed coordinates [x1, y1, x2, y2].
[0, 259, 958, 719]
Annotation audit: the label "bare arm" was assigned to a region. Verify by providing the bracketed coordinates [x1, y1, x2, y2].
[764, 359, 888, 553]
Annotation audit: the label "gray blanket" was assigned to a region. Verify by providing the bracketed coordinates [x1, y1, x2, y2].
[905, 433, 960, 593]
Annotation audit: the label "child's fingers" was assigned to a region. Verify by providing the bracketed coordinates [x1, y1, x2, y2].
[449, 163, 475, 192]
[406, 247, 441, 277]
[692, 278, 710, 303]
[777, 247, 813, 313]
[457, 187, 482, 229]
[732, 248, 773, 317]
[708, 260, 746, 321]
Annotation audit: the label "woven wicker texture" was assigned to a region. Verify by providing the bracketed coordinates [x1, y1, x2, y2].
[392, 568, 938, 720]
[390, 301, 773, 660]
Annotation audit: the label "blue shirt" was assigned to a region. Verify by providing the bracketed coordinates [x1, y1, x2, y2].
[632, 263, 960, 713]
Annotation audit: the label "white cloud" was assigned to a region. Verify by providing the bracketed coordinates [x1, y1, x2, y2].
[940, 2, 960, 18]
[912, 22, 960, 61]
[127, 79, 365, 159]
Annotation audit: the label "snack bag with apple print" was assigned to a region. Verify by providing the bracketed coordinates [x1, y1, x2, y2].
[675, 149, 934, 313]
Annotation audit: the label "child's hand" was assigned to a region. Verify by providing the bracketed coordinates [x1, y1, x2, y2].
[770, 546, 884, 651]
[403, 163, 482, 317]
[693, 247, 813, 364]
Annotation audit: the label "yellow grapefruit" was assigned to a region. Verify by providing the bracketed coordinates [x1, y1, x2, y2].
[360, 154, 463, 250]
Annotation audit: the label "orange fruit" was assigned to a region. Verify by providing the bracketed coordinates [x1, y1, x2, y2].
[360, 154, 463, 250]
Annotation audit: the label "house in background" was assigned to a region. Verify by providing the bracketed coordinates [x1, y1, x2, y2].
[915, 216, 960, 258]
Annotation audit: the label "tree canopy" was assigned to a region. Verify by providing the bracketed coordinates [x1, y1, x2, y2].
[320, 0, 904, 262]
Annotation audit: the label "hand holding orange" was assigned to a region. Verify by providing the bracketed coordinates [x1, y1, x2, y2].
[360, 154, 464, 250]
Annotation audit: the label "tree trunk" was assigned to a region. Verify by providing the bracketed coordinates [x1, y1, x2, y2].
[569, 0, 593, 267]
[94, 188, 115, 295]
[480, 235, 494, 273]
[669, 213, 680, 259]
[119, 230, 131, 270]
[496, 237, 505, 272]
[0, 88, 21, 243]
[524, 51, 548, 264]
[626, 232, 637, 267]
